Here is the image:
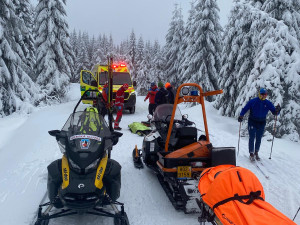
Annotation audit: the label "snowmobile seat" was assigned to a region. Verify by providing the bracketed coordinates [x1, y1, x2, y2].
[174, 126, 197, 150]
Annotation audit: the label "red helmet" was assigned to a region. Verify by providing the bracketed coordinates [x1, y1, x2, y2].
[123, 83, 129, 90]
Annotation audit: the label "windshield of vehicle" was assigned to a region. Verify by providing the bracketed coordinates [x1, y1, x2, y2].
[99, 72, 132, 85]
[59, 110, 112, 154]
[153, 104, 182, 122]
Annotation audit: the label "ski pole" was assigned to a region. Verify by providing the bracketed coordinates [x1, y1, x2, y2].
[237, 122, 242, 156]
[293, 206, 300, 221]
[269, 114, 278, 159]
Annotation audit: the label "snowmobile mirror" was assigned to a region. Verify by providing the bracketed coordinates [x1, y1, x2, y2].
[182, 87, 190, 95]
[105, 131, 123, 146]
[182, 114, 188, 119]
[147, 114, 153, 120]
[48, 130, 61, 137]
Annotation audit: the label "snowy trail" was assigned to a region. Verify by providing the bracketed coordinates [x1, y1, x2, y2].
[0, 84, 299, 225]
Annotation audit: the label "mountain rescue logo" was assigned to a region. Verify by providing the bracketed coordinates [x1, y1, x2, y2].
[80, 139, 90, 149]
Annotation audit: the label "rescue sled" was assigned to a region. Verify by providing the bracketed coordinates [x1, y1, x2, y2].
[196, 165, 296, 225]
[34, 90, 129, 225]
[132, 83, 236, 213]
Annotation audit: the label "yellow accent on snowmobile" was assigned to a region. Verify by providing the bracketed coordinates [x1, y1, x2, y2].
[95, 153, 108, 190]
[61, 155, 70, 189]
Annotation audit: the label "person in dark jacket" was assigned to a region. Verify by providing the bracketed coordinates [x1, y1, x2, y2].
[144, 82, 158, 115]
[238, 88, 281, 161]
[165, 82, 176, 104]
[155, 81, 168, 106]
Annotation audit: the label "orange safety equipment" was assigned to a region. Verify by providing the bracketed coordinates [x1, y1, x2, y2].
[198, 165, 296, 225]
[165, 82, 171, 89]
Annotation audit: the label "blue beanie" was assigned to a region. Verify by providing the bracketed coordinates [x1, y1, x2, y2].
[150, 82, 155, 87]
[260, 88, 267, 94]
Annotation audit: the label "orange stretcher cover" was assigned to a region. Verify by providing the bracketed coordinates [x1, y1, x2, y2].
[198, 165, 296, 225]
[165, 140, 210, 158]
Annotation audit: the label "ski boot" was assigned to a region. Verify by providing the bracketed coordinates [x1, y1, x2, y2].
[249, 153, 255, 162]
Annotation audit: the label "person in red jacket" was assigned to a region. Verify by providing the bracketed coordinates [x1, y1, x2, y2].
[144, 82, 158, 115]
[114, 83, 129, 130]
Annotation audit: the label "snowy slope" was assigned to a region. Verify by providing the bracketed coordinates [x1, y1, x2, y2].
[0, 83, 299, 225]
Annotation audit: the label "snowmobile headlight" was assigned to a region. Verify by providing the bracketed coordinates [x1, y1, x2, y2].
[85, 158, 100, 171]
[69, 158, 81, 170]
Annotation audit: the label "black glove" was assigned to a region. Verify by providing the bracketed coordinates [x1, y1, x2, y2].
[275, 104, 281, 114]
[238, 116, 243, 122]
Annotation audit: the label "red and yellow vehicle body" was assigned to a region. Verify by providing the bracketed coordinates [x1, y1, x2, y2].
[80, 63, 136, 113]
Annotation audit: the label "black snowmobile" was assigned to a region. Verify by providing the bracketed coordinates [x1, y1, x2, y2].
[133, 83, 236, 214]
[35, 90, 129, 225]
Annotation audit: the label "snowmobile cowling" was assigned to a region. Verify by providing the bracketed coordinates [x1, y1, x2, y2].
[198, 165, 296, 225]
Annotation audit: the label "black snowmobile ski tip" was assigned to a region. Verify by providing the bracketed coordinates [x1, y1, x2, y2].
[132, 148, 144, 169]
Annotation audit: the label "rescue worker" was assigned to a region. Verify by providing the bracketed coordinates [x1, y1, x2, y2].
[144, 82, 158, 115]
[155, 81, 168, 106]
[238, 88, 281, 161]
[114, 83, 129, 130]
[165, 82, 176, 104]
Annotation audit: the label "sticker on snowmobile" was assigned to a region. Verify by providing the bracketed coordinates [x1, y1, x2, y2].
[80, 139, 91, 149]
[70, 134, 101, 141]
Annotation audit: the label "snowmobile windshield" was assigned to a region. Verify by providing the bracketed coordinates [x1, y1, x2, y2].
[153, 104, 182, 122]
[60, 111, 112, 156]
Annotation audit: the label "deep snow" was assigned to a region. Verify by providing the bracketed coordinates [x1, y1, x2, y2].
[0, 83, 299, 225]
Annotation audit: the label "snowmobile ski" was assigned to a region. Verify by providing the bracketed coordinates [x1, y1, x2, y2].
[132, 146, 143, 169]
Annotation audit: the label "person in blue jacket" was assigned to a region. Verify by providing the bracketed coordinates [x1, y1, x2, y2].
[238, 88, 281, 161]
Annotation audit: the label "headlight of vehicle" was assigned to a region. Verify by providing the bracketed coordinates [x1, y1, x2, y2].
[85, 158, 100, 171]
[69, 158, 81, 170]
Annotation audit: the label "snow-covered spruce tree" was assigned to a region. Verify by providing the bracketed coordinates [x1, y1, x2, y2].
[185, 0, 222, 101]
[164, 4, 184, 86]
[135, 36, 144, 82]
[262, 0, 300, 42]
[34, 0, 73, 101]
[128, 30, 137, 80]
[152, 40, 164, 84]
[0, 0, 40, 117]
[13, 0, 36, 80]
[178, 1, 196, 85]
[215, 2, 258, 116]
[136, 41, 152, 95]
[69, 29, 81, 82]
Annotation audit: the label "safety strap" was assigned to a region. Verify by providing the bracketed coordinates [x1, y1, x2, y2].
[212, 191, 264, 210]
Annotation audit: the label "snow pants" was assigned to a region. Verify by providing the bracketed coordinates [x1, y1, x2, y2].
[148, 103, 157, 115]
[248, 119, 266, 153]
[114, 105, 123, 128]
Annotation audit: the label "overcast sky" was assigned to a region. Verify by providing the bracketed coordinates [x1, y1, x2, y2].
[32, 0, 233, 44]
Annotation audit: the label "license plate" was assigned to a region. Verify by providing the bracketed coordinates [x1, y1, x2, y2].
[177, 166, 191, 178]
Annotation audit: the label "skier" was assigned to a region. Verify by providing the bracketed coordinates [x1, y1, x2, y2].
[114, 83, 129, 130]
[144, 82, 158, 115]
[165, 82, 176, 104]
[155, 81, 168, 106]
[238, 88, 281, 161]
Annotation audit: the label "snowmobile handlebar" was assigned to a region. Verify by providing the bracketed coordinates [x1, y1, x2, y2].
[165, 83, 223, 152]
